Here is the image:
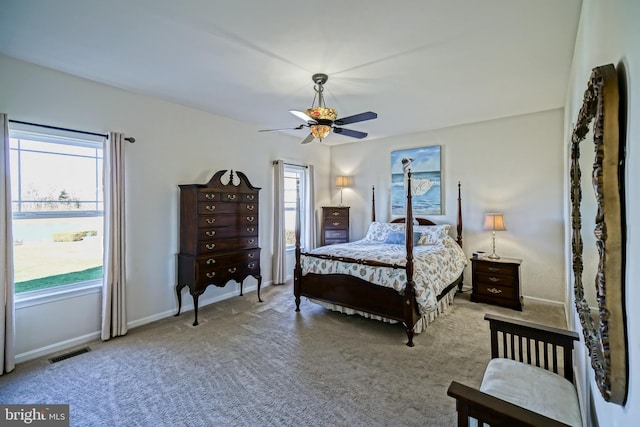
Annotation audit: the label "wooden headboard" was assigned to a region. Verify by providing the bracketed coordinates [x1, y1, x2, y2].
[390, 218, 437, 225]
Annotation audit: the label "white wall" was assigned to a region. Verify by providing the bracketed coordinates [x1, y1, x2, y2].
[330, 109, 566, 302]
[0, 54, 331, 361]
[565, 0, 639, 425]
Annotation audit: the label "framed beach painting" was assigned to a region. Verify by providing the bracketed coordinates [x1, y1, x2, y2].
[391, 146, 442, 215]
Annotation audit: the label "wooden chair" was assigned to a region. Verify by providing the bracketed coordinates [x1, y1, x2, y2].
[447, 313, 581, 426]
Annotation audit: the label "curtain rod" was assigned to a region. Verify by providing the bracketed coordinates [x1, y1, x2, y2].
[272, 160, 308, 168]
[9, 119, 135, 143]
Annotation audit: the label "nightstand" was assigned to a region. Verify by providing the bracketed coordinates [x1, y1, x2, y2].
[470, 257, 522, 310]
[321, 206, 349, 245]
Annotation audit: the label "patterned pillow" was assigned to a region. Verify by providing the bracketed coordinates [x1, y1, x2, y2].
[364, 222, 405, 242]
[417, 224, 451, 245]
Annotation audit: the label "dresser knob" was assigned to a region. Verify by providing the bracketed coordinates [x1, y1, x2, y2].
[205, 205, 216, 211]
[205, 193, 215, 200]
[248, 263, 255, 269]
[206, 272, 216, 278]
[227, 194, 237, 200]
[206, 258, 215, 264]
[246, 205, 255, 211]
[206, 230, 216, 237]
[246, 227, 255, 232]
[246, 195, 255, 201]
[487, 287, 502, 294]
[488, 267, 499, 272]
[228, 267, 237, 273]
[206, 243, 216, 250]
[332, 222, 340, 226]
[489, 277, 500, 282]
[248, 239, 255, 244]
[206, 218, 216, 224]
[246, 216, 255, 222]
[332, 212, 340, 216]
[248, 253, 255, 258]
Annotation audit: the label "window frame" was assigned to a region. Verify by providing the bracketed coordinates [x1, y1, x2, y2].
[9, 125, 105, 302]
[283, 164, 307, 251]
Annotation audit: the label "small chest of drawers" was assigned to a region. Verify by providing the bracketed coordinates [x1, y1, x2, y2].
[470, 257, 522, 310]
[321, 206, 350, 245]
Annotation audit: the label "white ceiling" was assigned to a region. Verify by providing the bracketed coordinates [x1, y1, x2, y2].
[0, 0, 582, 145]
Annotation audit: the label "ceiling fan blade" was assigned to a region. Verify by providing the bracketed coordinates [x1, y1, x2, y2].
[289, 110, 315, 123]
[301, 133, 315, 144]
[258, 124, 304, 132]
[334, 111, 377, 126]
[333, 127, 368, 139]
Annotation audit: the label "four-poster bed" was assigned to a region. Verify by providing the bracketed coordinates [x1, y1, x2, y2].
[293, 172, 465, 346]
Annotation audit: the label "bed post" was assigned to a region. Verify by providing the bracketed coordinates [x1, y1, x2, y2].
[371, 186, 376, 222]
[294, 177, 302, 311]
[404, 171, 416, 347]
[456, 181, 464, 292]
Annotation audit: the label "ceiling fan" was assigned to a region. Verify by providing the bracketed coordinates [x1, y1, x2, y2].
[259, 73, 378, 144]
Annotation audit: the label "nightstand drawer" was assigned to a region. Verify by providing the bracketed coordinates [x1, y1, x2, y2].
[324, 229, 347, 240]
[475, 272, 516, 288]
[474, 282, 515, 300]
[473, 262, 517, 278]
[323, 208, 349, 220]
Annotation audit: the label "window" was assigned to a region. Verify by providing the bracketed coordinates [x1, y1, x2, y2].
[9, 125, 104, 295]
[284, 165, 306, 250]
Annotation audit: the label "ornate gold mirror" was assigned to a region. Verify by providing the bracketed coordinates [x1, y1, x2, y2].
[570, 64, 627, 404]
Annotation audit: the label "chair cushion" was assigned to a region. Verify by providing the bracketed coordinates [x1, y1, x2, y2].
[480, 358, 582, 427]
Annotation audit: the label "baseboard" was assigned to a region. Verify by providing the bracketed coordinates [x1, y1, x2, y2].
[15, 331, 101, 364]
[15, 281, 272, 364]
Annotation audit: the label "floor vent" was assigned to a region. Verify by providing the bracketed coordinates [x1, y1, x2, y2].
[48, 347, 91, 364]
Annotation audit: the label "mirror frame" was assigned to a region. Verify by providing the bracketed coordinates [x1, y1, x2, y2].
[570, 63, 627, 404]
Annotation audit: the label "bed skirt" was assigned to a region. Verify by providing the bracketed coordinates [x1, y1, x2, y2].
[308, 285, 457, 334]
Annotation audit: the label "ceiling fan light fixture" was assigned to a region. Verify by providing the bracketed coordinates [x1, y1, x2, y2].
[310, 124, 332, 140]
[304, 107, 337, 121]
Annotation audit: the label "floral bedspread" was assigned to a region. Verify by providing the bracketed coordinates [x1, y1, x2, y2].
[301, 235, 467, 314]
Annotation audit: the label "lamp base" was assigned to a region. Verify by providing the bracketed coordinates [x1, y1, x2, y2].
[488, 253, 501, 259]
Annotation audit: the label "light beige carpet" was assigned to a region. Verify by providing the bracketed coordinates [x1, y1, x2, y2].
[0, 283, 566, 426]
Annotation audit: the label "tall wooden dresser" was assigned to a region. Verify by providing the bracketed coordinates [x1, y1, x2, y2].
[321, 206, 350, 245]
[176, 170, 262, 326]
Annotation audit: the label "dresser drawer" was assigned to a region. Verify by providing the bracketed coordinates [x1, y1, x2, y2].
[197, 215, 238, 227]
[197, 225, 258, 240]
[475, 272, 516, 288]
[323, 218, 348, 230]
[198, 201, 258, 215]
[323, 208, 349, 220]
[324, 229, 348, 240]
[198, 236, 259, 254]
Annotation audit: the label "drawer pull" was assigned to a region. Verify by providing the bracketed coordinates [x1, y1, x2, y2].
[248, 239, 255, 244]
[227, 194, 237, 200]
[206, 218, 216, 224]
[228, 267, 237, 273]
[487, 287, 502, 294]
[205, 230, 216, 237]
[206, 258, 215, 264]
[246, 195, 255, 201]
[248, 263, 255, 269]
[488, 267, 500, 272]
[246, 205, 255, 211]
[489, 277, 500, 282]
[205, 205, 216, 211]
[248, 253, 255, 258]
[332, 211, 341, 216]
[246, 216, 255, 222]
[206, 272, 216, 278]
[206, 243, 216, 250]
[332, 221, 341, 226]
[205, 193, 215, 200]
[246, 227, 255, 232]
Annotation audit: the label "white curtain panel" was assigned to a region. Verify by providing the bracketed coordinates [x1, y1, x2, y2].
[304, 165, 316, 251]
[271, 160, 286, 285]
[101, 132, 127, 340]
[0, 114, 15, 374]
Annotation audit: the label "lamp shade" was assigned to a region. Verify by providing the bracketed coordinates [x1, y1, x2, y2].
[483, 213, 506, 231]
[335, 176, 348, 188]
